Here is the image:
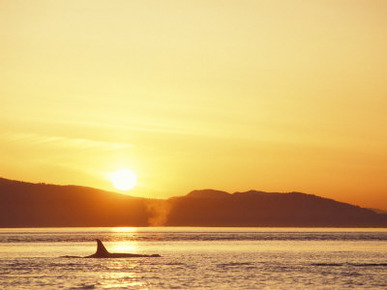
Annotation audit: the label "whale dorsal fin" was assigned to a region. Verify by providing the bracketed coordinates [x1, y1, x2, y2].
[95, 239, 109, 256]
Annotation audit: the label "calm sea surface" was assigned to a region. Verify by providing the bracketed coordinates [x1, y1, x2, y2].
[0, 227, 386, 289]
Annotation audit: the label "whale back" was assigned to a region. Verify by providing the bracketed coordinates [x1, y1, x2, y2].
[84, 239, 160, 258]
[95, 239, 110, 257]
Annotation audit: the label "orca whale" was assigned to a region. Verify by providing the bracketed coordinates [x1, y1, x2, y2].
[85, 239, 161, 258]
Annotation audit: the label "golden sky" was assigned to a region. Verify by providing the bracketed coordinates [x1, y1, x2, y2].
[1, 0, 386, 210]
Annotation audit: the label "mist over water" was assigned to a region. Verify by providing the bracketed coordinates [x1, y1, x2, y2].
[0, 228, 386, 289]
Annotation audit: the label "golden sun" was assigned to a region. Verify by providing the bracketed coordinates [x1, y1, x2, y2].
[111, 169, 137, 191]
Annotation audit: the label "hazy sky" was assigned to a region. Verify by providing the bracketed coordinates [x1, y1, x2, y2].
[1, 0, 386, 210]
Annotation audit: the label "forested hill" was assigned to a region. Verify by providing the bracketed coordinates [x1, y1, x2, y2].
[166, 189, 387, 227]
[0, 177, 148, 227]
[1, 178, 386, 227]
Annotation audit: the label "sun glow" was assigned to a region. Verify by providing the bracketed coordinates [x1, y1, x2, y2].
[111, 169, 137, 191]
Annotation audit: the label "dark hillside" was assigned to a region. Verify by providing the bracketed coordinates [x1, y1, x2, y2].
[0, 178, 148, 227]
[1, 178, 386, 227]
[167, 190, 387, 227]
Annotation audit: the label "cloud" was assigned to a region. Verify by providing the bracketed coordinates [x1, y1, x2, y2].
[3, 132, 132, 151]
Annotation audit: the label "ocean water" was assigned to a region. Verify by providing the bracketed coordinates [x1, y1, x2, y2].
[0, 228, 386, 289]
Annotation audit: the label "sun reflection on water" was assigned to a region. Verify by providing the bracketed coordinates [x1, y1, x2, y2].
[98, 270, 147, 289]
[109, 243, 138, 253]
[110, 227, 138, 233]
[107, 227, 140, 253]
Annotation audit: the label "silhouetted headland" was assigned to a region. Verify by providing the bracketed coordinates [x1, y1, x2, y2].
[1, 177, 386, 227]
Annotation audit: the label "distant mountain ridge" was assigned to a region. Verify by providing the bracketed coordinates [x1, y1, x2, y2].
[1, 177, 386, 227]
[167, 189, 386, 227]
[0, 177, 148, 227]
